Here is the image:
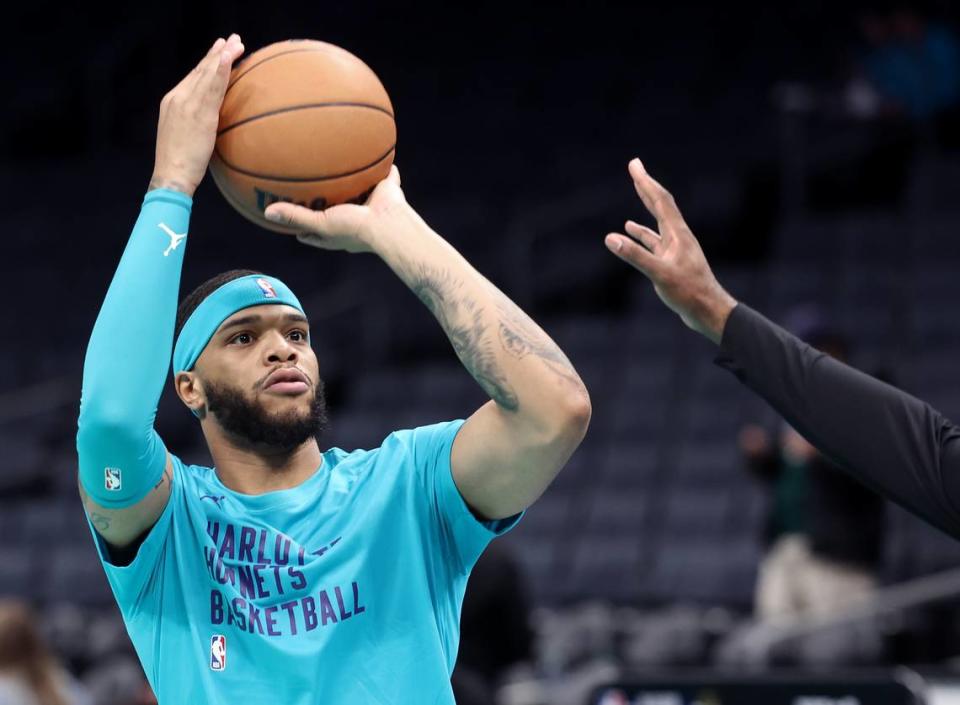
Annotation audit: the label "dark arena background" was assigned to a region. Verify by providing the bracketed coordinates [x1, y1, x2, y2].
[3, 1, 960, 703]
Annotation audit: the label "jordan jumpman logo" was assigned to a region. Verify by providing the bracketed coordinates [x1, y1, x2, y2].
[158, 222, 187, 257]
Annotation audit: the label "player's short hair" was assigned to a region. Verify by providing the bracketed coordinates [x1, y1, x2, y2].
[174, 269, 263, 342]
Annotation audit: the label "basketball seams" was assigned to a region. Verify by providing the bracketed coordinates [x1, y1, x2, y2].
[218, 102, 395, 136]
[213, 145, 396, 182]
[210, 158, 298, 233]
[226, 44, 382, 97]
[227, 48, 327, 94]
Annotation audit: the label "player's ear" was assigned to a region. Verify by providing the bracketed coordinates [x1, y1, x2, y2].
[175, 371, 206, 417]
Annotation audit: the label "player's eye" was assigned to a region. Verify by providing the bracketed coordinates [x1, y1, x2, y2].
[289, 329, 308, 342]
[231, 332, 253, 345]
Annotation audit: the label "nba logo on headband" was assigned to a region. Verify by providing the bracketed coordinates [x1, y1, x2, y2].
[172, 274, 305, 377]
[256, 278, 277, 298]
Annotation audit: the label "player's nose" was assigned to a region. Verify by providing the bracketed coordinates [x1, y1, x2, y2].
[263, 330, 299, 363]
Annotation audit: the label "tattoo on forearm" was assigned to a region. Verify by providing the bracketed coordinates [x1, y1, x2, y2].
[496, 300, 585, 391]
[408, 264, 519, 411]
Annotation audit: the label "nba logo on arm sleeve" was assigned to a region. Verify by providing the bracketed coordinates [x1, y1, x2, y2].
[255, 278, 277, 298]
[104, 468, 122, 492]
[210, 635, 226, 671]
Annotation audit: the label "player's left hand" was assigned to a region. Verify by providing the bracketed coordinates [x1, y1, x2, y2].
[263, 165, 407, 254]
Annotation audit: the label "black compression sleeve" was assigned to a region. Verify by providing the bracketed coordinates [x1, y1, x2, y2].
[715, 303, 960, 538]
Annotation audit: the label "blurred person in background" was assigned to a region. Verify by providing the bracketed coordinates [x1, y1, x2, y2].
[0, 600, 91, 705]
[767, 3, 960, 215]
[740, 312, 885, 621]
[452, 541, 534, 705]
[743, 419, 885, 620]
[852, 2, 960, 123]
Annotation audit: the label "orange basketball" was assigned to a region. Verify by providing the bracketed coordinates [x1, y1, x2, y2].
[209, 39, 396, 233]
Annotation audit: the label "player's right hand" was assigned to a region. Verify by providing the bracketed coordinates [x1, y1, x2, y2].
[150, 34, 245, 198]
[263, 165, 409, 255]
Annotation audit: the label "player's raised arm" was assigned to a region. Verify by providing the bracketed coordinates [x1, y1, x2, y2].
[262, 169, 592, 521]
[76, 35, 245, 550]
[605, 158, 960, 538]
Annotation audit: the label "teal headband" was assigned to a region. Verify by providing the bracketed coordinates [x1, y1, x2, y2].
[172, 274, 305, 376]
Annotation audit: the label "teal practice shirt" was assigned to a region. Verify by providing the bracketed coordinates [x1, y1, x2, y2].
[86, 420, 520, 704]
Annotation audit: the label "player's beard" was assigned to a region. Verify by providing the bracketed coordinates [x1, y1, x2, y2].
[204, 377, 328, 452]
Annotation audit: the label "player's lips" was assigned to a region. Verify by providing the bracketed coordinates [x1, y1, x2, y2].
[263, 367, 310, 394]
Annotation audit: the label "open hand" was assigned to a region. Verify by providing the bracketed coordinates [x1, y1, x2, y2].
[605, 158, 737, 343]
[150, 34, 245, 197]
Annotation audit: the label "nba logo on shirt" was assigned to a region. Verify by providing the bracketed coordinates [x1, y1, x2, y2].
[255, 278, 277, 298]
[104, 468, 122, 492]
[210, 635, 226, 671]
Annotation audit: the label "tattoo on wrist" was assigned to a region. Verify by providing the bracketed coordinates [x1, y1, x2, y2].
[148, 175, 193, 196]
[408, 263, 519, 411]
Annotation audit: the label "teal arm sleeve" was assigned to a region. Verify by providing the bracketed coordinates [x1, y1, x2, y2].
[76, 188, 192, 508]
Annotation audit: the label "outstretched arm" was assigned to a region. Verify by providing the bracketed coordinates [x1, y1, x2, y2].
[605, 158, 960, 538]
[263, 170, 592, 521]
[76, 35, 246, 550]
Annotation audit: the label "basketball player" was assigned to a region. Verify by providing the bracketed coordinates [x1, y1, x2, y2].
[77, 35, 591, 704]
[605, 158, 960, 538]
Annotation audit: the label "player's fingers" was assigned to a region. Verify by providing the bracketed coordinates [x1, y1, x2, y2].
[192, 37, 229, 77]
[217, 34, 246, 74]
[204, 36, 229, 63]
[387, 165, 401, 186]
[189, 34, 238, 85]
[200, 34, 245, 99]
[264, 202, 326, 234]
[166, 37, 226, 98]
[628, 158, 685, 240]
[625, 220, 662, 253]
[605, 233, 662, 279]
[179, 37, 228, 91]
